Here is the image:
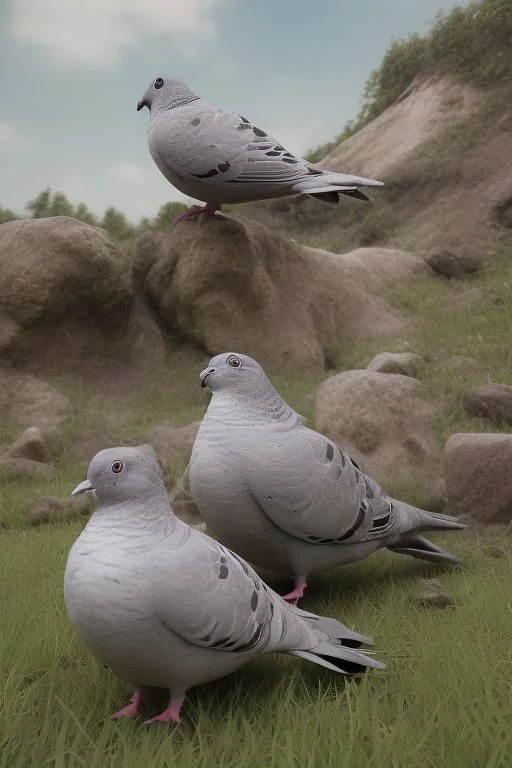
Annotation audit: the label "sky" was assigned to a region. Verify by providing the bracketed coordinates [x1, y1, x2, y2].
[0, 0, 466, 221]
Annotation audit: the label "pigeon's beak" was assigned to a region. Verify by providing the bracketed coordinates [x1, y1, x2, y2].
[137, 99, 148, 112]
[200, 367, 216, 388]
[71, 479, 94, 496]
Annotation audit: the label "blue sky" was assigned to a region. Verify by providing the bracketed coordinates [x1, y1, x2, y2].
[1, 0, 466, 220]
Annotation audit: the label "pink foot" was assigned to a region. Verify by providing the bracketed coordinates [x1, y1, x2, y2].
[111, 687, 151, 719]
[282, 577, 308, 606]
[143, 693, 185, 725]
[174, 203, 221, 223]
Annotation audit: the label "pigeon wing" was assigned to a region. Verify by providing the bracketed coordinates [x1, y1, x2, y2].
[243, 428, 396, 544]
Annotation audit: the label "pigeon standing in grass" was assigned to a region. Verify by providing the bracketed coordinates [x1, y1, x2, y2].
[137, 76, 383, 221]
[189, 353, 465, 605]
[64, 447, 383, 725]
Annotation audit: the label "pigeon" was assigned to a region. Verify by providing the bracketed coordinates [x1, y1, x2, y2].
[137, 76, 384, 221]
[189, 353, 465, 605]
[64, 447, 383, 725]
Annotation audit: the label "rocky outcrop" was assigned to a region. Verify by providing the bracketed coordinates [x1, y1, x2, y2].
[135, 215, 429, 369]
[0, 216, 133, 368]
[462, 384, 512, 425]
[445, 433, 512, 524]
[366, 352, 424, 377]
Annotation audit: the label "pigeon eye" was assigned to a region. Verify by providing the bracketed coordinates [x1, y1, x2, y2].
[227, 355, 242, 369]
[154, 77, 164, 89]
[111, 461, 123, 474]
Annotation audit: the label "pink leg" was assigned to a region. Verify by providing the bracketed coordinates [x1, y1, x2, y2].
[111, 687, 151, 719]
[174, 203, 221, 223]
[282, 577, 308, 606]
[143, 692, 185, 725]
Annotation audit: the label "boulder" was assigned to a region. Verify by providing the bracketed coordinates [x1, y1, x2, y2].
[445, 433, 512, 524]
[424, 247, 482, 279]
[27, 493, 95, 525]
[462, 383, 512, 425]
[366, 352, 424, 377]
[0, 370, 72, 431]
[0, 458, 57, 479]
[3, 427, 53, 464]
[315, 370, 444, 502]
[144, 423, 200, 468]
[135, 216, 428, 369]
[0, 217, 133, 368]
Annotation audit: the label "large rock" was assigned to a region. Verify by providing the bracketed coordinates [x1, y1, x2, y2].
[144, 423, 200, 468]
[0, 458, 57, 479]
[366, 352, 424, 377]
[3, 427, 53, 464]
[424, 247, 482, 279]
[462, 384, 512, 425]
[445, 433, 512, 523]
[315, 370, 444, 502]
[135, 216, 428, 369]
[0, 370, 72, 430]
[0, 217, 133, 368]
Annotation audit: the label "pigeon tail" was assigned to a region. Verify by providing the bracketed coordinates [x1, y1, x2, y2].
[387, 533, 462, 566]
[288, 642, 384, 675]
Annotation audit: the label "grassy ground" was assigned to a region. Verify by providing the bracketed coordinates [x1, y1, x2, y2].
[1, 523, 510, 768]
[2, 242, 512, 765]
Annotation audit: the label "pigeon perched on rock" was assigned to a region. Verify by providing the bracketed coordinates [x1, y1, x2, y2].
[189, 353, 465, 605]
[137, 76, 383, 220]
[64, 447, 383, 725]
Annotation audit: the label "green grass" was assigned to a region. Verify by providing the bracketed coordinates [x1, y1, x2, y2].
[1, 523, 510, 768]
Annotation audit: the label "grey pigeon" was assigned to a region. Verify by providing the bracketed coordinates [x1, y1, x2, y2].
[137, 76, 383, 220]
[189, 353, 465, 605]
[64, 447, 383, 725]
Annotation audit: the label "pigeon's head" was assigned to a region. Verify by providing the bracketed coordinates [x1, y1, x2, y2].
[199, 352, 270, 396]
[71, 447, 164, 504]
[137, 76, 199, 114]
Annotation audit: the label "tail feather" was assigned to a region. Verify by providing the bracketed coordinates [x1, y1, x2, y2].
[388, 534, 462, 566]
[307, 188, 371, 204]
[417, 510, 466, 533]
[298, 611, 372, 648]
[288, 642, 384, 675]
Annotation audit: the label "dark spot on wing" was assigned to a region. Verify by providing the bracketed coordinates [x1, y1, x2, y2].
[220, 556, 227, 564]
[282, 158, 298, 164]
[238, 123, 252, 130]
[219, 564, 229, 579]
[253, 126, 267, 137]
[326, 443, 334, 462]
[237, 115, 250, 124]
[265, 150, 280, 156]
[275, 145, 285, 151]
[235, 624, 264, 652]
[247, 157, 255, 162]
[372, 513, 391, 529]
[256, 144, 272, 151]
[209, 144, 216, 148]
[210, 636, 231, 648]
[193, 168, 219, 179]
[218, 161, 231, 173]
[191, 118, 201, 126]
[251, 590, 259, 611]
[350, 455, 361, 471]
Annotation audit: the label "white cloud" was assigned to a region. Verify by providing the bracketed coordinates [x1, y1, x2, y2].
[0, 120, 30, 150]
[108, 160, 149, 185]
[8, 0, 224, 67]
